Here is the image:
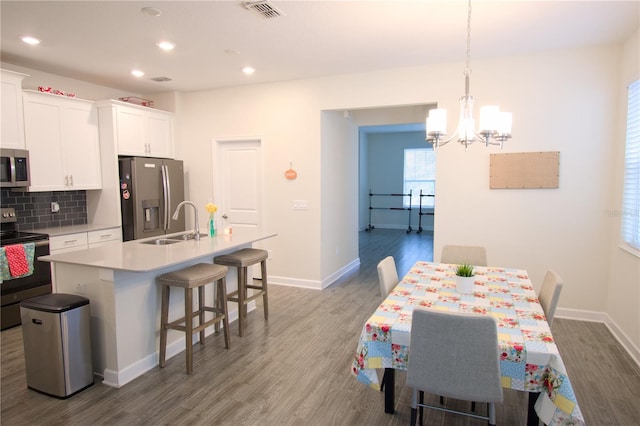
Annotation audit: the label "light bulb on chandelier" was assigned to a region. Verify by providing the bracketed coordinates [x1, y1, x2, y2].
[426, 0, 512, 150]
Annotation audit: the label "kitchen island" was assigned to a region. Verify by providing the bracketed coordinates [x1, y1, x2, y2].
[40, 229, 276, 388]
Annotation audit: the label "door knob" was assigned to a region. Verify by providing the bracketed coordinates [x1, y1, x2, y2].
[222, 214, 228, 219]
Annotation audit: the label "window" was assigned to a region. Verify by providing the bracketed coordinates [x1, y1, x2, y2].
[403, 148, 435, 208]
[621, 79, 640, 252]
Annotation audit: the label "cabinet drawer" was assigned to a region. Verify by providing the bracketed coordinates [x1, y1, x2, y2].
[49, 232, 88, 252]
[88, 228, 121, 245]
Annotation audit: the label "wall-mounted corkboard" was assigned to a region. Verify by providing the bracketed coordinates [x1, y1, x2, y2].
[490, 151, 559, 189]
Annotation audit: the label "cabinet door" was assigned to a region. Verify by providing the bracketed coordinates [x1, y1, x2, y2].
[23, 95, 66, 191]
[62, 103, 102, 189]
[145, 111, 173, 158]
[1, 71, 27, 149]
[115, 106, 146, 156]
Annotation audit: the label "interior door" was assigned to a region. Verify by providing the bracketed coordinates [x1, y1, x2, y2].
[215, 139, 263, 232]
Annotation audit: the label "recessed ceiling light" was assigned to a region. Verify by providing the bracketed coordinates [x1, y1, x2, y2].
[131, 70, 145, 77]
[155, 41, 175, 51]
[21, 36, 40, 45]
[141, 7, 162, 17]
[242, 66, 255, 75]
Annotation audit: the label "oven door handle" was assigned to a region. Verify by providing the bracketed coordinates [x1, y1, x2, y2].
[34, 240, 50, 248]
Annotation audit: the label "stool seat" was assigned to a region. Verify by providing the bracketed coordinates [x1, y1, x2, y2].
[158, 263, 230, 375]
[214, 248, 269, 337]
[158, 263, 228, 288]
[214, 248, 268, 268]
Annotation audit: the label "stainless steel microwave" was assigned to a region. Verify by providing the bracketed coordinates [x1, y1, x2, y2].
[0, 148, 30, 188]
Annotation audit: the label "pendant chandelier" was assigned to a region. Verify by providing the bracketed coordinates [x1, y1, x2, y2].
[426, 0, 512, 149]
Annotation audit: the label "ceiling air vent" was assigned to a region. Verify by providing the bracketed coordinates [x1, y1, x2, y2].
[242, 1, 285, 19]
[150, 76, 172, 82]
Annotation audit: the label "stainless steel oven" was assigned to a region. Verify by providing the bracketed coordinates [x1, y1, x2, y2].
[0, 148, 30, 188]
[1, 208, 51, 330]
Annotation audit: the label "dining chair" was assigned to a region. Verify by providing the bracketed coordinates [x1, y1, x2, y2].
[406, 308, 503, 426]
[440, 244, 488, 266]
[377, 256, 399, 298]
[538, 269, 564, 326]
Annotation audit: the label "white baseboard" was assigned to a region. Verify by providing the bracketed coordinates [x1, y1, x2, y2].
[267, 258, 361, 290]
[100, 305, 249, 388]
[555, 307, 640, 367]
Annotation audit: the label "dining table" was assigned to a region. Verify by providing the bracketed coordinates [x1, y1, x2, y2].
[351, 261, 585, 426]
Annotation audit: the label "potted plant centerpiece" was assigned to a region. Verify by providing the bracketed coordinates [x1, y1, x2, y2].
[455, 263, 476, 293]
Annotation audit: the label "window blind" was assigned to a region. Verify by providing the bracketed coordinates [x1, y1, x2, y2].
[621, 79, 640, 251]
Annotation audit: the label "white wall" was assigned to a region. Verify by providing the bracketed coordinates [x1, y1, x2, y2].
[606, 28, 640, 361]
[0, 62, 136, 101]
[176, 43, 635, 347]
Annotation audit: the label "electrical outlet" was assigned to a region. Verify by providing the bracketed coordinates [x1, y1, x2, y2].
[51, 202, 60, 213]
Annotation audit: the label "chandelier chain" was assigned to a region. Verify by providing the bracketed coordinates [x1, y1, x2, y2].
[465, 0, 472, 77]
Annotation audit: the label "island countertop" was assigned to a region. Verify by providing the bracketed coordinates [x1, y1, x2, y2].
[40, 229, 277, 272]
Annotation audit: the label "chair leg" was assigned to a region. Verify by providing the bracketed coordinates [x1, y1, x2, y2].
[410, 408, 417, 426]
[488, 402, 496, 426]
[471, 401, 476, 412]
[260, 259, 269, 320]
[159, 284, 169, 368]
[198, 285, 205, 345]
[419, 391, 424, 426]
[238, 266, 246, 337]
[220, 277, 230, 349]
[185, 287, 193, 375]
[410, 388, 418, 426]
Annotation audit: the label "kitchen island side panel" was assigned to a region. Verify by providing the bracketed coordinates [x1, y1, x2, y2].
[51, 250, 247, 388]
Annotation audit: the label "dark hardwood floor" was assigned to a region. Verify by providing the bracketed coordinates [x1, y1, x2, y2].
[1, 229, 639, 425]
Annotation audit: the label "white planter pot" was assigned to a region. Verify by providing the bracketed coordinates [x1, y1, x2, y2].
[455, 275, 475, 293]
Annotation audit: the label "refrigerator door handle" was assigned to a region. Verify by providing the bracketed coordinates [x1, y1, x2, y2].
[161, 164, 171, 231]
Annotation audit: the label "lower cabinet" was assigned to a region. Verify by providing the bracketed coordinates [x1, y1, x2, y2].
[49, 227, 121, 254]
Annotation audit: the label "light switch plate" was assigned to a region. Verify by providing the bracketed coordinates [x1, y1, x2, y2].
[292, 200, 308, 210]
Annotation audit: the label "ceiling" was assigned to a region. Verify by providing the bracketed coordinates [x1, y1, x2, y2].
[1, 1, 638, 95]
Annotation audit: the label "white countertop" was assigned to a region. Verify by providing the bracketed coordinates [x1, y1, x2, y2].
[39, 229, 277, 272]
[35, 223, 119, 237]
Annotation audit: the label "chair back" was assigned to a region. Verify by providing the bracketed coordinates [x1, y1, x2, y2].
[406, 308, 503, 403]
[441, 245, 487, 266]
[538, 270, 563, 326]
[377, 256, 399, 298]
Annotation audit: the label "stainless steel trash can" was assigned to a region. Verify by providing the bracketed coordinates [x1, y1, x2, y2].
[20, 293, 93, 398]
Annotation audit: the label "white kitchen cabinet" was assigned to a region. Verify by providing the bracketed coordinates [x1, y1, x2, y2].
[49, 232, 89, 254]
[88, 227, 121, 248]
[97, 100, 174, 158]
[23, 91, 102, 191]
[1, 69, 28, 149]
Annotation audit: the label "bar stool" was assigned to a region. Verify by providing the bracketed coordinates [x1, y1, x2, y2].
[158, 263, 230, 374]
[214, 248, 269, 337]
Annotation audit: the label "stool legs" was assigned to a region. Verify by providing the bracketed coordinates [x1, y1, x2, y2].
[219, 277, 231, 349]
[260, 259, 269, 320]
[158, 274, 230, 374]
[159, 284, 170, 368]
[185, 287, 193, 375]
[238, 266, 247, 337]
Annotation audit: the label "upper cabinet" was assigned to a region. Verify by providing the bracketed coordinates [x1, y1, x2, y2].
[1, 69, 28, 149]
[96, 100, 174, 159]
[23, 90, 102, 191]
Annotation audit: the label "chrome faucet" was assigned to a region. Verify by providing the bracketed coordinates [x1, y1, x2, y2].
[172, 201, 200, 240]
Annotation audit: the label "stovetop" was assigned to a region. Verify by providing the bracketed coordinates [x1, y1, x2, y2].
[0, 207, 48, 246]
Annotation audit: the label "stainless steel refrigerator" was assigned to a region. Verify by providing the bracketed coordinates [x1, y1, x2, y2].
[119, 157, 186, 241]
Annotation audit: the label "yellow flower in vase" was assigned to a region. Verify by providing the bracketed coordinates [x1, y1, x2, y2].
[205, 203, 217, 236]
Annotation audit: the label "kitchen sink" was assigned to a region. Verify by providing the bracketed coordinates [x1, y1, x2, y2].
[172, 232, 207, 240]
[140, 238, 183, 245]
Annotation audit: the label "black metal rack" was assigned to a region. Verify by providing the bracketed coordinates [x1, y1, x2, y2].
[417, 189, 435, 234]
[366, 189, 413, 233]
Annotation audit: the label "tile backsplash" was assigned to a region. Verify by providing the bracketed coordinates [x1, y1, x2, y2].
[0, 189, 87, 231]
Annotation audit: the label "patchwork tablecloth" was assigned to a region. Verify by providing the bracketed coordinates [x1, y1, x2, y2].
[351, 261, 584, 426]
